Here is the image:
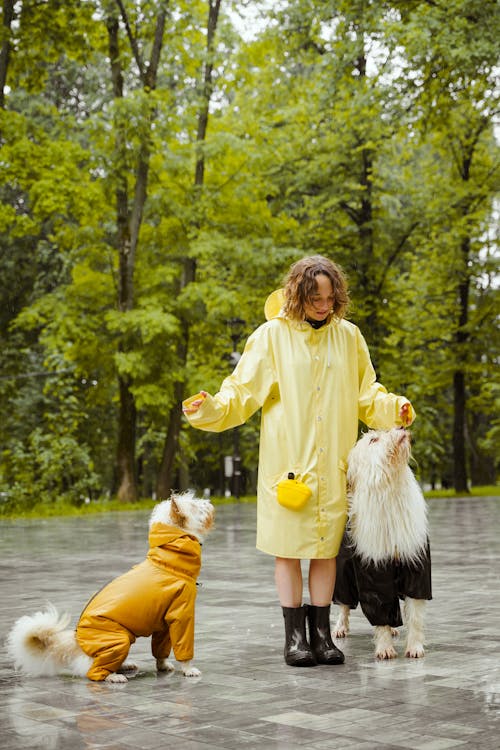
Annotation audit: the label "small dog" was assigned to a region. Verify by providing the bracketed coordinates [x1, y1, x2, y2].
[333, 428, 431, 659]
[7, 491, 215, 683]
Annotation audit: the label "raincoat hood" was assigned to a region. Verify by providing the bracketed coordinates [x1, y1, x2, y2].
[265, 287, 337, 368]
[147, 523, 202, 581]
[264, 288, 336, 331]
[264, 288, 286, 320]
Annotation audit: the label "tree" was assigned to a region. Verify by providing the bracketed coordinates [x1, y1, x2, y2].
[394, 0, 500, 490]
[103, 2, 169, 502]
[1, 0, 498, 508]
[0, 0, 15, 110]
[156, 0, 222, 499]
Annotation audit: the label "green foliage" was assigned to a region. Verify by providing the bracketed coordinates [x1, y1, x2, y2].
[0, 0, 498, 507]
[1, 429, 100, 512]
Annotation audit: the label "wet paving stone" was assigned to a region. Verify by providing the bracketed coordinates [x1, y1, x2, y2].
[0, 496, 499, 749]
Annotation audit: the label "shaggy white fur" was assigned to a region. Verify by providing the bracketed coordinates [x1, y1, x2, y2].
[6, 491, 214, 682]
[334, 428, 430, 659]
[149, 490, 214, 541]
[7, 605, 91, 678]
[347, 428, 428, 566]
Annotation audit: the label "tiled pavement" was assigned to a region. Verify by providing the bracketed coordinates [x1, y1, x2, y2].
[0, 496, 498, 749]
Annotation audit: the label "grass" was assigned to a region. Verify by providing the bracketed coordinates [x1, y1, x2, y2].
[423, 485, 499, 499]
[0, 494, 258, 520]
[0, 487, 498, 521]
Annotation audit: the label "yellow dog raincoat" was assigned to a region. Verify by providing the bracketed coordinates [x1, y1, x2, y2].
[76, 524, 202, 681]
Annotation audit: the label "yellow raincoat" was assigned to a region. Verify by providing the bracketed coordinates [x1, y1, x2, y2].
[76, 524, 202, 681]
[184, 292, 414, 561]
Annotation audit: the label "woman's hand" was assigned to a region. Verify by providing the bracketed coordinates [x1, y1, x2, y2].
[399, 402, 413, 426]
[182, 391, 208, 415]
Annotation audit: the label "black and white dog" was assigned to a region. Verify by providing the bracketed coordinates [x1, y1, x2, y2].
[333, 428, 431, 659]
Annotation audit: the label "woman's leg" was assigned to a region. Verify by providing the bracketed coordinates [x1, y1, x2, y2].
[275, 557, 302, 606]
[308, 557, 336, 605]
[307, 557, 344, 665]
[275, 557, 315, 666]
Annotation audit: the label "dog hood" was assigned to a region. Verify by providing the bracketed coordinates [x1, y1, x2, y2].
[147, 523, 202, 581]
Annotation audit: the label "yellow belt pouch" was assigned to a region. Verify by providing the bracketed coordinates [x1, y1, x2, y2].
[277, 476, 312, 511]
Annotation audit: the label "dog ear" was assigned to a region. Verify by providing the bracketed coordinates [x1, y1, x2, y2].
[170, 497, 187, 528]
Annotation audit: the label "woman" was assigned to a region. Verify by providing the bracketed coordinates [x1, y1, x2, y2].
[182, 255, 415, 667]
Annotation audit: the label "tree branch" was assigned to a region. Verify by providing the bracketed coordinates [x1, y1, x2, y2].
[145, 3, 169, 90]
[375, 221, 420, 296]
[114, 0, 145, 80]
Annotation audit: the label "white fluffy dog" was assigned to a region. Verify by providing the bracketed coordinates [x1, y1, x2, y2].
[333, 428, 431, 659]
[7, 491, 215, 683]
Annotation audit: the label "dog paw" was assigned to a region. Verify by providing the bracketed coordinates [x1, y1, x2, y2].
[405, 643, 425, 658]
[105, 672, 128, 683]
[118, 662, 138, 673]
[181, 665, 201, 677]
[156, 659, 175, 673]
[333, 624, 348, 638]
[375, 646, 398, 660]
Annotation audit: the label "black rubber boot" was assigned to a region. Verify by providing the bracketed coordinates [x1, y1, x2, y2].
[282, 606, 317, 667]
[308, 604, 345, 665]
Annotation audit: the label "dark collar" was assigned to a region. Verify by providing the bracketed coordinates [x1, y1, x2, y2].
[306, 317, 328, 329]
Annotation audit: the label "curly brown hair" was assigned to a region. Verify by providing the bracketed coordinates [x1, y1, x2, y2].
[282, 255, 350, 321]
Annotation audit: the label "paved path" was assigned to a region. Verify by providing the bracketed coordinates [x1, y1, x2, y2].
[0, 496, 498, 749]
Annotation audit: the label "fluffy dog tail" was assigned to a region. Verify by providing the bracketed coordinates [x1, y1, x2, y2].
[6, 604, 90, 677]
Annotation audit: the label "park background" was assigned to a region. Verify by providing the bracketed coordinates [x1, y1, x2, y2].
[0, 0, 498, 514]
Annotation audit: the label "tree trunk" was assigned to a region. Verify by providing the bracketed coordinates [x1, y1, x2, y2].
[469, 412, 496, 485]
[156, 1, 221, 496]
[452, 369, 468, 492]
[340, 46, 378, 349]
[156, 380, 185, 499]
[108, 6, 167, 502]
[194, 0, 221, 184]
[359, 144, 376, 330]
[452, 142, 473, 494]
[116, 372, 138, 501]
[452, 241, 470, 494]
[156, 260, 194, 498]
[0, 0, 15, 110]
